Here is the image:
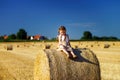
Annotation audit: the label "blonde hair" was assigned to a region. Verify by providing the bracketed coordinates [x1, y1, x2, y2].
[58, 26, 66, 34]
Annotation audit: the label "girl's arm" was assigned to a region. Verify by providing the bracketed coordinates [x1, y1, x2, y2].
[56, 35, 59, 42]
[67, 35, 71, 47]
[58, 35, 61, 45]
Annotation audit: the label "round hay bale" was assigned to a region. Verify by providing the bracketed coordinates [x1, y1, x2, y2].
[98, 44, 100, 47]
[112, 43, 115, 46]
[44, 45, 51, 49]
[7, 45, 13, 50]
[74, 45, 78, 49]
[104, 44, 110, 48]
[91, 45, 93, 47]
[34, 49, 101, 80]
[17, 45, 19, 48]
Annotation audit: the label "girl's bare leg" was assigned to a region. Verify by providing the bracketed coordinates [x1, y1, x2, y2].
[68, 47, 77, 58]
[62, 48, 70, 58]
[71, 51, 77, 58]
[58, 45, 70, 58]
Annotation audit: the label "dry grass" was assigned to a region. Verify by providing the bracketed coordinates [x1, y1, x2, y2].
[0, 41, 120, 80]
[0, 51, 34, 80]
[0, 42, 40, 80]
[91, 48, 120, 80]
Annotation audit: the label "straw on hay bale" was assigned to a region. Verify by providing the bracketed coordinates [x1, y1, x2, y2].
[7, 45, 13, 50]
[34, 48, 101, 80]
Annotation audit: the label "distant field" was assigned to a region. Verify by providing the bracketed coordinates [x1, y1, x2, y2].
[0, 41, 120, 80]
[91, 48, 120, 80]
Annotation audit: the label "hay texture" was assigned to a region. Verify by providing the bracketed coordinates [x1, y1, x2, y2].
[34, 48, 101, 80]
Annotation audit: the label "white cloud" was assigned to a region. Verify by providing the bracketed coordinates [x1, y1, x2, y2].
[66, 22, 96, 27]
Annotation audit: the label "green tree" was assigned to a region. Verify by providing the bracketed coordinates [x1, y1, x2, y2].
[109, 36, 118, 40]
[8, 34, 16, 40]
[92, 36, 100, 40]
[17, 29, 27, 40]
[51, 37, 57, 41]
[0, 36, 4, 40]
[101, 36, 109, 40]
[81, 31, 92, 40]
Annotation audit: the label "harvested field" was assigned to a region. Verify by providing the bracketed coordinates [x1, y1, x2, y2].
[0, 41, 120, 80]
[0, 51, 34, 80]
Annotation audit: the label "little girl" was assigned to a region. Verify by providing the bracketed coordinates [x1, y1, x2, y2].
[57, 26, 77, 58]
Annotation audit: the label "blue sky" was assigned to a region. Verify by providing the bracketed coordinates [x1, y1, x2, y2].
[0, 0, 120, 39]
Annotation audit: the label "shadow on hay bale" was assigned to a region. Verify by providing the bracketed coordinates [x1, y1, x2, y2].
[34, 48, 101, 80]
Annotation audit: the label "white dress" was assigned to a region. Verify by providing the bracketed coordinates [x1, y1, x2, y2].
[57, 34, 73, 51]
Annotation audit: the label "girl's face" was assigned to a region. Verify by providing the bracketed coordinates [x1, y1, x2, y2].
[59, 30, 66, 35]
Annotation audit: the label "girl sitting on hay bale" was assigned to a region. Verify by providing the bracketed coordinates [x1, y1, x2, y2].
[57, 26, 77, 58]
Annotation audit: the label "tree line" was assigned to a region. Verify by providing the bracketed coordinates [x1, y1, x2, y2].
[0, 28, 47, 42]
[0, 29, 27, 41]
[80, 31, 119, 41]
[0, 29, 119, 42]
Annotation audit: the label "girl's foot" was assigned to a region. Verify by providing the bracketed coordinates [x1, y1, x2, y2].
[72, 55, 77, 58]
